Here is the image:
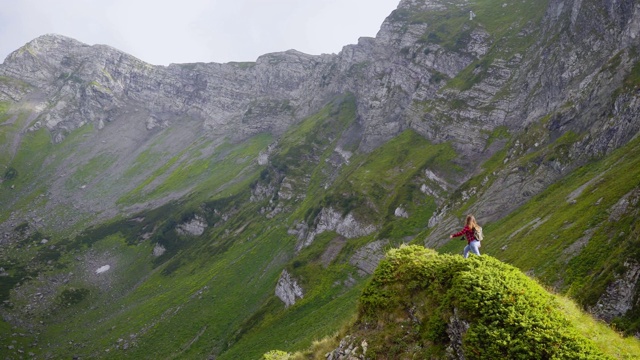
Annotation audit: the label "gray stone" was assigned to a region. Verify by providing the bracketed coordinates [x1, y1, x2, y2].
[152, 244, 166, 257]
[275, 270, 303, 308]
[350, 240, 388, 275]
[394, 206, 409, 218]
[446, 308, 470, 360]
[176, 215, 207, 236]
[592, 261, 640, 322]
[297, 207, 376, 251]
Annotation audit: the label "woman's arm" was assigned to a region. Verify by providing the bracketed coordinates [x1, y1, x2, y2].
[450, 226, 468, 238]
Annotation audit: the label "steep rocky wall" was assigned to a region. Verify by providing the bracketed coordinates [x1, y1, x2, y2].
[425, 0, 640, 243]
[0, 35, 338, 142]
[1, 0, 639, 244]
[2, 0, 638, 159]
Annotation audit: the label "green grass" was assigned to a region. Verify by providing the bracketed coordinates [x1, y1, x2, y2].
[7, 155, 363, 357]
[0, 101, 10, 118]
[252, 94, 359, 223]
[556, 295, 640, 358]
[0, 123, 103, 223]
[64, 153, 116, 190]
[1, 37, 638, 358]
[0, 320, 38, 358]
[483, 125, 510, 150]
[0, 127, 52, 196]
[0, 124, 115, 233]
[120, 147, 167, 181]
[0, 95, 463, 358]
[34, 218, 296, 358]
[118, 133, 272, 206]
[176, 133, 272, 196]
[269, 94, 356, 180]
[117, 147, 189, 205]
[1, 110, 637, 359]
[221, 283, 363, 360]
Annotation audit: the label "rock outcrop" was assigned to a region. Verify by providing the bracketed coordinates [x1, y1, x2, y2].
[289, 208, 377, 251]
[176, 215, 207, 236]
[331, 246, 616, 359]
[592, 261, 640, 322]
[349, 240, 388, 275]
[275, 270, 303, 307]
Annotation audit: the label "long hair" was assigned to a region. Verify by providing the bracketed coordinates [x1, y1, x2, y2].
[466, 214, 480, 230]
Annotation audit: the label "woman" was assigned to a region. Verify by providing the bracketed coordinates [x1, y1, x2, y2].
[449, 214, 482, 258]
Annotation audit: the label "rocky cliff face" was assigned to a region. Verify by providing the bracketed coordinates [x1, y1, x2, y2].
[0, 0, 497, 157]
[1, 35, 335, 140]
[6, 0, 633, 236]
[420, 0, 640, 241]
[3, 0, 638, 162]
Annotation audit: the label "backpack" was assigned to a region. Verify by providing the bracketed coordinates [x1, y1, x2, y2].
[473, 226, 484, 241]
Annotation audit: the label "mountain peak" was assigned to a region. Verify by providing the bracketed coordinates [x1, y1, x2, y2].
[1, 33, 87, 66]
[23, 33, 88, 54]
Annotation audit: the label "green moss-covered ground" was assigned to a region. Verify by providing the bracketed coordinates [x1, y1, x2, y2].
[332, 245, 639, 359]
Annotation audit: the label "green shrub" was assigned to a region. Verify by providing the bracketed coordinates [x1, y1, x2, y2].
[262, 349, 290, 360]
[3, 167, 17, 181]
[57, 287, 90, 307]
[13, 222, 28, 234]
[356, 245, 610, 359]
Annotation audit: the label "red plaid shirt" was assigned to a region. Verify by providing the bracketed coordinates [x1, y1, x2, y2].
[451, 226, 477, 244]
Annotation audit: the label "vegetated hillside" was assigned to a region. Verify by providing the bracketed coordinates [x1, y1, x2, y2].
[1, 0, 640, 358]
[292, 246, 640, 359]
[438, 132, 640, 334]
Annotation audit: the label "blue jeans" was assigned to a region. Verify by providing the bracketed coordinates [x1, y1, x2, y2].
[463, 240, 481, 258]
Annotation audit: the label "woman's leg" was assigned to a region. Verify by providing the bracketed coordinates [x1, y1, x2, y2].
[463, 244, 471, 258]
[469, 240, 481, 256]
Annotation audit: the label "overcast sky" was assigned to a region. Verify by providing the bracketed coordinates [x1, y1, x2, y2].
[0, 0, 400, 66]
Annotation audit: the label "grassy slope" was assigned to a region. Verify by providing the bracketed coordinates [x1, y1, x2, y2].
[217, 101, 463, 359]
[416, 0, 640, 335]
[0, 96, 354, 358]
[0, 107, 275, 358]
[0, 94, 464, 358]
[414, 0, 640, 346]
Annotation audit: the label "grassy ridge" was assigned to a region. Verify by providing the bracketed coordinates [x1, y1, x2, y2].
[335, 245, 639, 359]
